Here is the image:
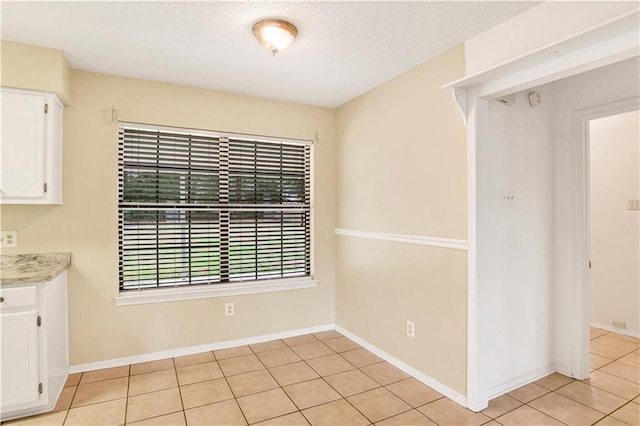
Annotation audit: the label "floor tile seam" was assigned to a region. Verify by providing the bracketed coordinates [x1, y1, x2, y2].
[65, 396, 128, 421]
[526, 392, 609, 425]
[310, 370, 380, 424]
[323, 373, 383, 399]
[78, 373, 130, 386]
[280, 386, 342, 412]
[412, 401, 447, 426]
[556, 381, 634, 415]
[169, 357, 190, 426]
[367, 405, 416, 425]
[594, 369, 640, 386]
[284, 336, 321, 349]
[587, 380, 640, 400]
[510, 403, 571, 426]
[217, 352, 251, 426]
[616, 357, 640, 368]
[233, 343, 296, 425]
[123, 369, 131, 425]
[122, 409, 184, 426]
[592, 340, 640, 354]
[60, 382, 81, 425]
[129, 364, 175, 377]
[301, 350, 358, 377]
[508, 385, 552, 405]
[592, 355, 617, 370]
[294, 348, 339, 362]
[64, 372, 83, 388]
[359, 367, 410, 388]
[173, 350, 216, 368]
[480, 398, 524, 419]
[590, 350, 633, 363]
[128, 379, 180, 398]
[69, 391, 129, 410]
[609, 400, 640, 422]
[246, 410, 307, 426]
[341, 393, 379, 425]
[559, 385, 625, 415]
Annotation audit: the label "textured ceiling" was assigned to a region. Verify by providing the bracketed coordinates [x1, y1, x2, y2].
[1, 1, 540, 107]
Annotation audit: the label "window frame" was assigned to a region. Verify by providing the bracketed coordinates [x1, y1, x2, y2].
[115, 121, 316, 306]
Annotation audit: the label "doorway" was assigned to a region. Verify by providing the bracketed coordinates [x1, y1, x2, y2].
[589, 109, 640, 341]
[565, 97, 640, 379]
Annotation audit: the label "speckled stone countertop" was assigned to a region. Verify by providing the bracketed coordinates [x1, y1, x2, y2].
[0, 252, 71, 285]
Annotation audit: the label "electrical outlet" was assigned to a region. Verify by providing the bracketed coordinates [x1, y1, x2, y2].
[613, 320, 627, 329]
[406, 320, 415, 338]
[225, 302, 234, 317]
[628, 200, 640, 210]
[0, 231, 18, 248]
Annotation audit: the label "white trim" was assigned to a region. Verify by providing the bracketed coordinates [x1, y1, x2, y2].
[69, 324, 333, 374]
[334, 325, 467, 407]
[334, 228, 468, 251]
[571, 97, 640, 380]
[487, 364, 556, 400]
[70, 322, 468, 409]
[115, 278, 317, 306]
[590, 322, 640, 339]
[465, 96, 484, 412]
[443, 11, 639, 93]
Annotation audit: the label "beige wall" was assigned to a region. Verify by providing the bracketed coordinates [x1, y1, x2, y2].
[590, 110, 640, 332]
[1, 69, 336, 365]
[334, 45, 468, 394]
[1, 41, 72, 104]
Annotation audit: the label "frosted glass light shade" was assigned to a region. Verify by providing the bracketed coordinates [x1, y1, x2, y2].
[252, 19, 297, 55]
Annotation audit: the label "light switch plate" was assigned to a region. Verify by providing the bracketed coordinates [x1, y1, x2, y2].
[0, 231, 18, 248]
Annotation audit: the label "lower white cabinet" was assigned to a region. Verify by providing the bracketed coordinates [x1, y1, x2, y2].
[0, 272, 68, 421]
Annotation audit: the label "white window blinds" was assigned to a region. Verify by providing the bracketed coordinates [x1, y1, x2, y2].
[118, 123, 311, 291]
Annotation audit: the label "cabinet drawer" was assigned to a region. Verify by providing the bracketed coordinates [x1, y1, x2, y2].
[0, 287, 37, 309]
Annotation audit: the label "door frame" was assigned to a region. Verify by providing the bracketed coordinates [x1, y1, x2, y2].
[445, 16, 639, 411]
[570, 97, 640, 380]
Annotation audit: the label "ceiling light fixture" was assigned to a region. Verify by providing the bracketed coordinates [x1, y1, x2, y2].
[252, 19, 297, 56]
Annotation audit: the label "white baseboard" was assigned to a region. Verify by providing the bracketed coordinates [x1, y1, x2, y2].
[334, 325, 467, 407]
[70, 322, 470, 411]
[487, 363, 556, 400]
[591, 321, 640, 339]
[69, 324, 333, 374]
[555, 362, 573, 378]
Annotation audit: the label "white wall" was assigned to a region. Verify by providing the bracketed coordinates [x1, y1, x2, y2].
[464, 2, 639, 75]
[553, 57, 640, 371]
[476, 87, 556, 397]
[590, 110, 640, 333]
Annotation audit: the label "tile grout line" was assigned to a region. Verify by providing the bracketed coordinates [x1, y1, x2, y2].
[245, 341, 295, 424]
[170, 356, 189, 426]
[122, 365, 131, 425]
[61, 372, 82, 425]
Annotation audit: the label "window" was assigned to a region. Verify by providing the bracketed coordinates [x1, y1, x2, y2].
[118, 122, 311, 292]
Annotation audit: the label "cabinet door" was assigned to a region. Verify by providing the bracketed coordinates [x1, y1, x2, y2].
[0, 92, 46, 200]
[1, 310, 40, 408]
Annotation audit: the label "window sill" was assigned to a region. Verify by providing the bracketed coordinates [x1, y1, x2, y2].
[115, 278, 318, 306]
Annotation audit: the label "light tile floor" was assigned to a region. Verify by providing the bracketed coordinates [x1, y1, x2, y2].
[4, 328, 639, 425]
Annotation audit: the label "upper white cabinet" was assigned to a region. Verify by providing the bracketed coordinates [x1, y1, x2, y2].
[1, 88, 63, 204]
